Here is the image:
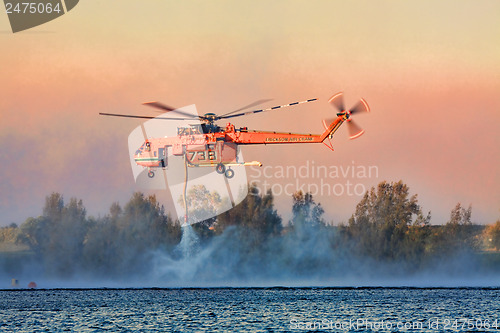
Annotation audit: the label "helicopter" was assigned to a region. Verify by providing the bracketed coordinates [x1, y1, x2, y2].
[99, 92, 370, 179]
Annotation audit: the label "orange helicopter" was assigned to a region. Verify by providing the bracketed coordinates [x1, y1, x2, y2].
[99, 92, 370, 179]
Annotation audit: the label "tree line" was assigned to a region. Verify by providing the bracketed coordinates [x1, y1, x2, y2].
[1, 180, 499, 281]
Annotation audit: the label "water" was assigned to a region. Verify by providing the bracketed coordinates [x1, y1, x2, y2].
[177, 225, 200, 259]
[0, 288, 499, 332]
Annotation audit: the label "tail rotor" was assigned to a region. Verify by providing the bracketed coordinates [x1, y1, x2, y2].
[327, 92, 370, 139]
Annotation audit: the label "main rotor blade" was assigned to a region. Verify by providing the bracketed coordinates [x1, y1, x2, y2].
[99, 112, 195, 120]
[219, 99, 273, 117]
[219, 98, 317, 120]
[142, 101, 177, 112]
[349, 98, 370, 115]
[142, 101, 200, 119]
[328, 92, 345, 112]
[347, 120, 365, 139]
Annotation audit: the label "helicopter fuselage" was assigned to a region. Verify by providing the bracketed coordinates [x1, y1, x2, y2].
[134, 115, 345, 178]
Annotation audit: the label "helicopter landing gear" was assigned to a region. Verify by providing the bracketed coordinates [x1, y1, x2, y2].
[224, 168, 234, 179]
[147, 170, 155, 178]
[215, 163, 226, 174]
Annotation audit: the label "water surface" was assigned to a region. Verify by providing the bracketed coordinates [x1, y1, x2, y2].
[1, 288, 499, 332]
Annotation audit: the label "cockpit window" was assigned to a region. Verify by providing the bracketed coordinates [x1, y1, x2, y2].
[178, 125, 204, 136]
[135, 142, 146, 155]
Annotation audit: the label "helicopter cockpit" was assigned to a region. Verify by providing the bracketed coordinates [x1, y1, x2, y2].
[135, 141, 151, 156]
[177, 123, 222, 135]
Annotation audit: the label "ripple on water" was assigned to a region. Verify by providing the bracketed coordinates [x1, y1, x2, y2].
[0, 288, 498, 332]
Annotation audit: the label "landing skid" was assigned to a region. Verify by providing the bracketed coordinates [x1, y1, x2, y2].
[147, 161, 262, 179]
[193, 161, 262, 178]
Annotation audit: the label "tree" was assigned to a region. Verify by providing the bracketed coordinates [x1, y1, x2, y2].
[82, 204, 123, 276]
[43, 192, 64, 222]
[119, 192, 180, 251]
[280, 191, 337, 274]
[18, 193, 91, 277]
[345, 180, 430, 262]
[484, 220, 500, 250]
[180, 185, 223, 240]
[19, 193, 69, 257]
[50, 197, 89, 276]
[432, 203, 476, 252]
[0, 224, 21, 244]
[215, 184, 282, 238]
[19, 217, 45, 253]
[290, 191, 325, 230]
[448, 203, 472, 226]
[82, 193, 181, 276]
[109, 202, 122, 219]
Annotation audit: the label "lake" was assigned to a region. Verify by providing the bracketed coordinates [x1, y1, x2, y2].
[1, 287, 499, 332]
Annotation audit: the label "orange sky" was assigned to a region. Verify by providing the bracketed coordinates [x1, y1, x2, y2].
[1, 0, 499, 225]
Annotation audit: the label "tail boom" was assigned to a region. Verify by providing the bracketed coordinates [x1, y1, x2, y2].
[319, 116, 345, 142]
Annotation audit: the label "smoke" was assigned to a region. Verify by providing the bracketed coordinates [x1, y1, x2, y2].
[142, 225, 500, 288]
[2, 223, 499, 289]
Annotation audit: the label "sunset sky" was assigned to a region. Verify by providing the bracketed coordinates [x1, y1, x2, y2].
[1, 0, 499, 226]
